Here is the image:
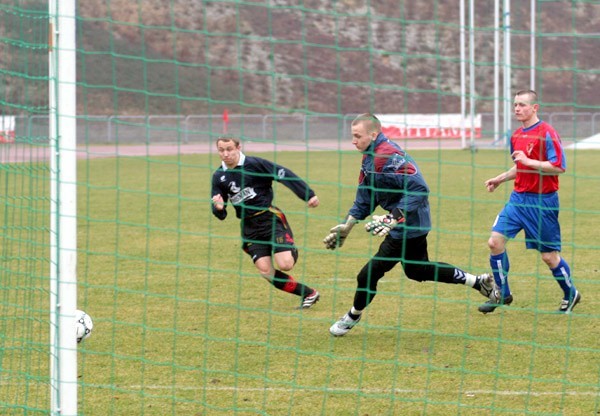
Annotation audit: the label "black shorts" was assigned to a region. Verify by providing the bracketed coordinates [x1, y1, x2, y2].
[241, 207, 298, 263]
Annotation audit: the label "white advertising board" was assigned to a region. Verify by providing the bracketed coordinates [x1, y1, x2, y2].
[376, 114, 481, 139]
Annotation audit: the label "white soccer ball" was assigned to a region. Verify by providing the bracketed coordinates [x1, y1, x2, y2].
[75, 309, 93, 343]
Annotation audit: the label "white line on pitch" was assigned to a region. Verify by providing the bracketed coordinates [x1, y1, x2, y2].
[128, 385, 600, 397]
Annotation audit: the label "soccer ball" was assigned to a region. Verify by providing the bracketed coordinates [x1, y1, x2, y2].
[75, 309, 93, 343]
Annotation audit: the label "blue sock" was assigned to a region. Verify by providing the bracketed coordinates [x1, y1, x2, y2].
[490, 252, 511, 298]
[551, 257, 576, 300]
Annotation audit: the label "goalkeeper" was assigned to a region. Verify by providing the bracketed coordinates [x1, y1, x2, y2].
[324, 113, 498, 336]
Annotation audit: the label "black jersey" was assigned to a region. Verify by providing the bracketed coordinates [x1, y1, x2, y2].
[211, 153, 316, 220]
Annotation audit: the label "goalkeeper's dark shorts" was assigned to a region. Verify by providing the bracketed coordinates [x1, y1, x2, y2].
[241, 206, 298, 263]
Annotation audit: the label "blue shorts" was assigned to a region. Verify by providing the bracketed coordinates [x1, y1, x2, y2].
[492, 191, 562, 252]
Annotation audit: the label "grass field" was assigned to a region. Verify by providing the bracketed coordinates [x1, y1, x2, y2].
[1, 147, 599, 415]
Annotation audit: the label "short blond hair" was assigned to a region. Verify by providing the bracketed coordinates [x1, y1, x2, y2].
[515, 89, 538, 104]
[351, 113, 381, 134]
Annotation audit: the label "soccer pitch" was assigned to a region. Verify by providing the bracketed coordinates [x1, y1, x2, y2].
[2, 148, 598, 415]
[69, 148, 598, 415]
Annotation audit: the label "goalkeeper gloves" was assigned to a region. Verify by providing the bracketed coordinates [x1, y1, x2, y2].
[365, 209, 405, 237]
[323, 216, 357, 250]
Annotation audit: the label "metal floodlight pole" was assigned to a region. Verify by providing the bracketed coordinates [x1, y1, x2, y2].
[469, 0, 476, 149]
[494, 0, 500, 144]
[49, 0, 78, 415]
[459, 0, 466, 149]
[503, 0, 512, 146]
[530, 0, 536, 90]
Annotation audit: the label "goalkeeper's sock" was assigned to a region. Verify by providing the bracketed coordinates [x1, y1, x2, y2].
[551, 258, 576, 299]
[452, 269, 478, 287]
[436, 266, 478, 287]
[348, 307, 363, 321]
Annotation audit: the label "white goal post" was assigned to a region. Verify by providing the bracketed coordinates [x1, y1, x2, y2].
[49, 0, 78, 415]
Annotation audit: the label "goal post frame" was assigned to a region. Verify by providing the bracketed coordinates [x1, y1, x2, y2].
[49, 0, 78, 414]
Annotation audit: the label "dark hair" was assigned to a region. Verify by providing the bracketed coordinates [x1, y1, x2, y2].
[351, 113, 382, 133]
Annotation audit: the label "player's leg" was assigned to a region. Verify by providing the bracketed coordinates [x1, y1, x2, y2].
[400, 234, 496, 300]
[270, 217, 320, 308]
[528, 193, 580, 313]
[477, 232, 514, 313]
[242, 215, 275, 280]
[241, 214, 318, 306]
[242, 242, 296, 293]
[353, 235, 401, 310]
[253, 254, 276, 279]
[247, 246, 317, 307]
[273, 249, 295, 272]
[541, 251, 580, 313]
[488, 231, 511, 298]
[243, 241, 276, 280]
[330, 236, 399, 336]
[479, 200, 523, 313]
[272, 248, 320, 307]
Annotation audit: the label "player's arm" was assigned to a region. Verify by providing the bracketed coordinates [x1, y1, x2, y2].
[257, 158, 318, 203]
[211, 176, 228, 220]
[211, 194, 228, 220]
[323, 184, 373, 250]
[512, 130, 567, 174]
[485, 165, 517, 192]
[511, 151, 564, 173]
[258, 157, 320, 208]
[323, 215, 358, 250]
[212, 194, 225, 210]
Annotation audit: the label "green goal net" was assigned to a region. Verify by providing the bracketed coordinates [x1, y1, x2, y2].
[1, 1, 599, 415]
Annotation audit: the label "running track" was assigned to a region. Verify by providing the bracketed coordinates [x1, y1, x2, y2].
[0, 139, 480, 164]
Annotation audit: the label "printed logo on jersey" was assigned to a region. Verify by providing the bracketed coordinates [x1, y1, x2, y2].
[526, 142, 535, 156]
[388, 153, 417, 175]
[277, 168, 286, 179]
[228, 181, 257, 205]
[389, 154, 406, 171]
[229, 181, 241, 194]
[220, 175, 227, 182]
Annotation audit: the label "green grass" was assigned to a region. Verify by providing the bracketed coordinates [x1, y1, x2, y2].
[1, 148, 599, 415]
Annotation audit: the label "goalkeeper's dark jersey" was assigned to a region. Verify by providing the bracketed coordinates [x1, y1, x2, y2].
[348, 133, 431, 239]
[211, 153, 316, 220]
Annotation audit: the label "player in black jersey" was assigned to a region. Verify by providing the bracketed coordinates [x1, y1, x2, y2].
[211, 136, 321, 308]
